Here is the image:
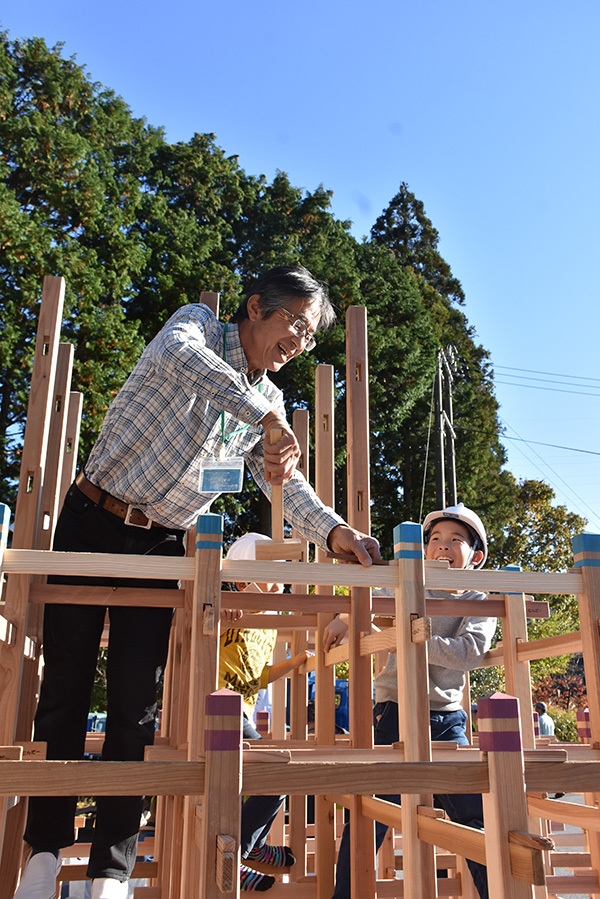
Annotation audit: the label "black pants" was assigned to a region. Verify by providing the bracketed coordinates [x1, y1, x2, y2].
[24, 482, 184, 880]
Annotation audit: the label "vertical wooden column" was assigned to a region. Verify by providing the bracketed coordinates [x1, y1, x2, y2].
[157, 535, 193, 899]
[345, 306, 375, 898]
[0, 276, 65, 888]
[57, 391, 83, 511]
[289, 409, 309, 877]
[202, 689, 243, 899]
[478, 692, 533, 898]
[314, 363, 337, 899]
[182, 513, 223, 897]
[0, 504, 11, 591]
[17, 343, 75, 740]
[572, 532, 600, 898]
[501, 566, 535, 748]
[394, 521, 437, 898]
[500, 566, 547, 899]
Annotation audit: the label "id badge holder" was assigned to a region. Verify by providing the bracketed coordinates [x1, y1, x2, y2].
[199, 456, 244, 493]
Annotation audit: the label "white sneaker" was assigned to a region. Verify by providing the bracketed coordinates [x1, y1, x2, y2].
[14, 851, 61, 898]
[90, 878, 129, 899]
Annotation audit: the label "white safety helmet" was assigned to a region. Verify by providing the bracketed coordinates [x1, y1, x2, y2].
[422, 503, 488, 568]
[226, 532, 272, 561]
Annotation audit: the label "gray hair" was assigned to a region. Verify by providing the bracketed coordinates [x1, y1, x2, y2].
[231, 265, 336, 331]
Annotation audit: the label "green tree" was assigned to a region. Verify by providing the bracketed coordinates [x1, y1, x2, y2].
[369, 185, 516, 542]
[490, 479, 586, 682]
[126, 133, 247, 338]
[0, 33, 160, 500]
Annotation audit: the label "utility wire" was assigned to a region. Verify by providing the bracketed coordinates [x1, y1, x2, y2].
[499, 435, 600, 457]
[495, 364, 600, 383]
[419, 373, 436, 525]
[495, 380, 600, 399]
[496, 416, 600, 531]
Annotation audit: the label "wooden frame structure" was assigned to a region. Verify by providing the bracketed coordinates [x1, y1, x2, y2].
[2, 276, 600, 898]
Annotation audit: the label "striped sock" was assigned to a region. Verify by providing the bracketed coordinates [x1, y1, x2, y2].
[247, 843, 296, 867]
[240, 865, 275, 891]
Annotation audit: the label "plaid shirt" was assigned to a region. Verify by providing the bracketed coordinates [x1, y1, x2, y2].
[86, 304, 344, 543]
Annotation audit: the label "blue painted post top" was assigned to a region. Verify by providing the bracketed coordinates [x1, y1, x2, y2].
[393, 521, 423, 561]
[195, 513, 224, 552]
[572, 532, 600, 568]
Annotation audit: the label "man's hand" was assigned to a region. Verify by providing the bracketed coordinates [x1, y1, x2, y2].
[260, 411, 301, 485]
[327, 524, 382, 567]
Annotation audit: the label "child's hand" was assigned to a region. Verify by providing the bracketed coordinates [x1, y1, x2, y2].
[292, 650, 314, 670]
[323, 617, 349, 651]
[221, 608, 243, 623]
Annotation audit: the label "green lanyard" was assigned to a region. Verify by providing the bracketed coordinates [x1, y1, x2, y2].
[219, 322, 261, 458]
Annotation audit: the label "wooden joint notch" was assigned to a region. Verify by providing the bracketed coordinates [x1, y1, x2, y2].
[216, 834, 237, 892]
[417, 805, 446, 819]
[410, 614, 431, 644]
[508, 831, 555, 852]
[202, 604, 215, 635]
[254, 538, 304, 561]
[243, 748, 292, 764]
[508, 830, 554, 885]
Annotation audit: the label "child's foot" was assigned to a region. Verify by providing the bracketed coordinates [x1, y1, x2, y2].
[240, 865, 275, 891]
[247, 843, 296, 867]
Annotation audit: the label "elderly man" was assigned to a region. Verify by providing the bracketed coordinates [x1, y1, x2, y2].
[16, 265, 380, 899]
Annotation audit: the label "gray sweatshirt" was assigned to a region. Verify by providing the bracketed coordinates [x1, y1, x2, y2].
[374, 588, 496, 712]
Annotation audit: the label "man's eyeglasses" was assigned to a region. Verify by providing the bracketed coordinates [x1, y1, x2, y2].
[280, 307, 317, 351]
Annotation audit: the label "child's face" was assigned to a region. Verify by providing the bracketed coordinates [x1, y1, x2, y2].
[425, 519, 483, 570]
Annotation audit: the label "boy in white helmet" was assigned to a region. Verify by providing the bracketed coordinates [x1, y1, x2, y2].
[222, 533, 312, 892]
[326, 504, 495, 899]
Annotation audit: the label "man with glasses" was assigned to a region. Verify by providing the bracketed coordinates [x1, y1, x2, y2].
[16, 265, 381, 899]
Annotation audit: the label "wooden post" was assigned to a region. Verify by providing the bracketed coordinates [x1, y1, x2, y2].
[182, 513, 223, 897]
[345, 306, 375, 898]
[269, 428, 284, 543]
[0, 276, 65, 888]
[394, 521, 437, 898]
[478, 692, 534, 898]
[202, 689, 243, 898]
[200, 291, 220, 318]
[314, 363, 337, 899]
[572, 531, 600, 898]
[57, 391, 83, 512]
[500, 567, 535, 748]
[17, 343, 75, 741]
[289, 409, 310, 878]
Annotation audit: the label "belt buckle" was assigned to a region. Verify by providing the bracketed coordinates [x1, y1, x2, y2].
[124, 505, 152, 529]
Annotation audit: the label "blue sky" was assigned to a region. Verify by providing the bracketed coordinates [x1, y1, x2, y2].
[3, 0, 600, 532]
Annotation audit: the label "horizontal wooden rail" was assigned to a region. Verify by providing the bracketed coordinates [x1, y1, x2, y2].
[0, 759, 490, 797]
[3, 549, 584, 594]
[4, 757, 600, 798]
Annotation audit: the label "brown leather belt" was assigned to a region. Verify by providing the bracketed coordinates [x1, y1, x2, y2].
[75, 471, 166, 529]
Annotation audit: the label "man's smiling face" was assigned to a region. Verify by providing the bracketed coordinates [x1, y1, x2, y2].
[240, 294, 320, 373]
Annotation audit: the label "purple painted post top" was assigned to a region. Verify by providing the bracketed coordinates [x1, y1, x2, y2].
[204, 689, 242, 751]
[477, 692, 522, 753]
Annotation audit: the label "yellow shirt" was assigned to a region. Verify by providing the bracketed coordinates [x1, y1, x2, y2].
[219, 627, 277, 719]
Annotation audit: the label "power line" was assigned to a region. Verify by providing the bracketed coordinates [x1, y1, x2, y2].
[499, 435, 600, 457]
[495, 380, 600, 398]
[497, 416, 600, 531]
[495, 364, 600, 384]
